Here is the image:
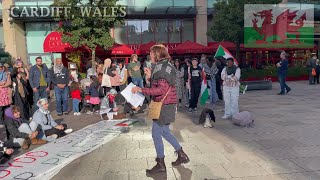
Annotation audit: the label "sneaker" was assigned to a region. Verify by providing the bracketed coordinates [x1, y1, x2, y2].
[73, 112, 77, 115]
[64, 129, 73, 134]
[63, 112, 69, 115]
[185, 104, 189, 108]
[57, 113, 63, 116]
[21, 139, 30, 150]
[76, 112, 81, 116]
[222, 115, 231, 119]
[46, 134, 58, 142]
[194, 108, 198, 112]
[188, 108, 193, 113]
[95, 111, 99, 114]
[86, 111, 93, 115]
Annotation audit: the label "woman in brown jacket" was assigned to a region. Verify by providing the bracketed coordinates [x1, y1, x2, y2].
[132, 44, 189, 175]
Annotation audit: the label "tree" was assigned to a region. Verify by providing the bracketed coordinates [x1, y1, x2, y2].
[207, 0, 282, 60]
[52, 0, 125, 72]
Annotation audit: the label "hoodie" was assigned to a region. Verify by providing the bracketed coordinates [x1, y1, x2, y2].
[4, 107, 29, 140]
[32, 101, 58, 131]
[51, 66, 70, 85]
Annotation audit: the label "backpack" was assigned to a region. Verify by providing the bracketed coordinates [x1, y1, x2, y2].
[232, 111, 254, 127]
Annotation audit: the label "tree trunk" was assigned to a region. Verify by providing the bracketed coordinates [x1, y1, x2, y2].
[91, 49, 96, 74]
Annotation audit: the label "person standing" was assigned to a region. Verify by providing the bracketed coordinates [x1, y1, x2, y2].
[174, 59, 184, 107]
[306, 53, 317, 85]
[132, 44, 189, 175]
[0, 64, 11, 125]
[51, 58, 70, 116]
[315, 59, 320, 84]
[188, 58, 202, 113]
[203, 57, 219, 106]
[127, 54, 143, 88]
[277, 51, 291, 95]
[183, 59, 191, 107]
[221, 58, 241, 119]
[13, 72, 30, 120]
[215, 57, 225, 101]
[29, 57, 51, 113]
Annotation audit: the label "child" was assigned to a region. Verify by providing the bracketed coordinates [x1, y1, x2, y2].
[188, 58, 202, 112]
[87, 76, 100, 114]
[0, 139, 14, 164]
[70, 82, 81, 115]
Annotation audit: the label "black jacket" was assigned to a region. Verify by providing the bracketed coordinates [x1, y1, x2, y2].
[51, 67, 70, 85]
[4, 117, 30, 140]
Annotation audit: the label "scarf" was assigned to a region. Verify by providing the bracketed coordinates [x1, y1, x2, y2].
[54, 63, 64, 74]
[226, 65, 237, 75]
[37, 101, 50, 115]
[17, 79, 25, 98]
[151, 59, 176, 86]
[4, 107, 22, 123]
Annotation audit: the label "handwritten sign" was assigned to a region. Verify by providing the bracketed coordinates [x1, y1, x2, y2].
[0, 120, 131, 179]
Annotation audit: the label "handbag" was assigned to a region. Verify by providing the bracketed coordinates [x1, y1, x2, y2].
[101, 68, 111, 87]
[148, 87, 171, 120]
[312, 68, 317, 77]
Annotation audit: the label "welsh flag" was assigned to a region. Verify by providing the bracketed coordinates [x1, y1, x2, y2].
[214, 45, 238, 66]
[200, 70, 209, 106]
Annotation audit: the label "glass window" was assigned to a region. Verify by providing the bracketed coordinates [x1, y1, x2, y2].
[114, 24, 128, 44]
[207, 0, 216, 8]
[127, 20, 141, 44]
[182, 20, 194, 42]
[174, 0, 194, 7]
[169, 20, 182, 43]
[141, 20, 155, 43]
[155, 20, 168, 43]
[26, 22, 51, 54]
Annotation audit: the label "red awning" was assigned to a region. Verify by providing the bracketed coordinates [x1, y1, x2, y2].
[136, 41, 156, 55]
[210, 41, 236, 50]
[173, 40, 211, 54]
[111, 45, 134, 55]
[43, 32, 72, 53]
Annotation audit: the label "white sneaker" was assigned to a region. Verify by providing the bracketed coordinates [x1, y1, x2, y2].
[76, 112, 81, 115]
[222, 115, 231, 119]
[73, 112, 77, 115]
[46, 134, 58, 141]
[86, 111, 93, 115]
[64, 129, 73, 134]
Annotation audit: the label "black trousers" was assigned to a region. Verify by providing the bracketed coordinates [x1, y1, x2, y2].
[44, 124, 67, 138]
[216, 79, 223, 100]
[0, 106, 8, 125]
[189, 83, 201, 109]
[314, 74, 320, 84]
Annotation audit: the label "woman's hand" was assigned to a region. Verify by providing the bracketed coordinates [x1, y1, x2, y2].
[144, 68, 151, 79]
[132, 86, 142, 94]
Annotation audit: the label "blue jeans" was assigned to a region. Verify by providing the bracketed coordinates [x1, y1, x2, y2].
[72, 99, 80, 113]
[54, 86, 69, 114]
[208, 79, 217, 104]
[33, 86, 48, 113]
[152, 122, 181, 158]
[132, 77, 144, 88]
[278, 74, 290, 93]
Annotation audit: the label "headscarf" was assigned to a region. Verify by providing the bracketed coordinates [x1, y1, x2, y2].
[37, 98, 50, 115]
[5, 107, 22, 123]
[15, 60, 23, 66]
[53, 63, 64, 74]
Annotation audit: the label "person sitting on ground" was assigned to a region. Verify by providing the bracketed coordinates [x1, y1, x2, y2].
[4, 106, 48, 150]
[100, 88, 126, 120]
[33, 98, 73, 138]
[0, 139, 14, 164]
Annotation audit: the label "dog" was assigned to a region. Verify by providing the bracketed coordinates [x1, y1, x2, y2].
[199, 108, 216, 128]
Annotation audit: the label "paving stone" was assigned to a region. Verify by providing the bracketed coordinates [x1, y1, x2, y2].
[81, 148, 127, 161]
[75, 172, 128, 180]
[281, 171, 320, 180]
[98, 158, 148, 173]
[255, 148, 298, 160]
[128, 169, 177, 180]
[173, 164, 231, 180]
[291, 146, 320, 158]
[256, 139, 306, 149]
[290, 157, 320, 171]
[256, 159, 305, 174]
[222, 161, 269, 177]
[241, 175, 287, 180]
[55, 159, 100, 177]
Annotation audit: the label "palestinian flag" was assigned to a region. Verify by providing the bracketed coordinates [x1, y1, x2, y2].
[200, 70, 209, 106]
[214, 45, 238, 66]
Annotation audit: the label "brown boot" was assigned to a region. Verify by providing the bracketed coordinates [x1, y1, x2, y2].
[146, 158, 166, 174]
[113, 113, 127, 120]
[172, 148, 190, 166]
[21, 139, 30, 150]
[31, 138, 47, 145]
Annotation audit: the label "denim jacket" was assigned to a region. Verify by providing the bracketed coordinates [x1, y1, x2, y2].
[29, 65, 51, 89]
